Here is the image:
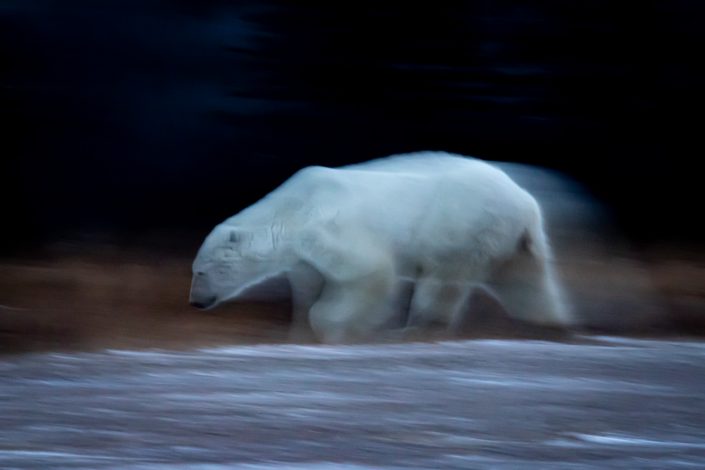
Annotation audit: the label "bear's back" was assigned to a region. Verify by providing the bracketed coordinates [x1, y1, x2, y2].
[341, 151, 486, 176]
[340, 152, 530, 203]
[234, 152, 535, 244]
[334, 152, 535, 243]
[273, 152, 532, 221]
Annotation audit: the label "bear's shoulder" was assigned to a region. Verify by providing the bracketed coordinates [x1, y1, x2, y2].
[281, 165, 347, 192]
[291, 165, 338, 181]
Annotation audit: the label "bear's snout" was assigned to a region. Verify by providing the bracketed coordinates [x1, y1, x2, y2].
[190, 295, 217, 310]
[190, 271, 218, 309]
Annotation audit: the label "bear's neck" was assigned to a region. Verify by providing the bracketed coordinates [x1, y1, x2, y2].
[228, 222, 302, 270]
[226, 192, 321, 269]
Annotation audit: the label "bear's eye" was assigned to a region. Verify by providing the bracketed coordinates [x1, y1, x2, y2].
[196, 271, 205, 276]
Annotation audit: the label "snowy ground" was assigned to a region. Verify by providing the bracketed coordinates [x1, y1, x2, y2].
[2, 337, 705, 469]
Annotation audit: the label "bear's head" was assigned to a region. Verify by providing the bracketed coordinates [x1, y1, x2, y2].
[190, 223, 281, 309]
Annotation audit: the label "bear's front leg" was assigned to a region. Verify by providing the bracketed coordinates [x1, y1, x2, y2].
[294, 223, 400, 343]
[287, 261, 324, 342]
[307, 268, 396, 344]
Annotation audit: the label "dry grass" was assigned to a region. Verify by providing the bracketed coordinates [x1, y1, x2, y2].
[0, 247, 293, 354]
[1, 243, 704, 354]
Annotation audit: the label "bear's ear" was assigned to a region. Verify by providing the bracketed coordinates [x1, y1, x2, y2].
[229, 229, 241, 244]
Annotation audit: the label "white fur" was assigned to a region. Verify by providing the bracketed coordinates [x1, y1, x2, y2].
[190, 152, 571, 343]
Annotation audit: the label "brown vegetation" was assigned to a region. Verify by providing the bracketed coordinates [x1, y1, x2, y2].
[1, 243, 704, 354]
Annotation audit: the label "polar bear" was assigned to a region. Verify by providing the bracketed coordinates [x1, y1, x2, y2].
[190, 152, 571, 343]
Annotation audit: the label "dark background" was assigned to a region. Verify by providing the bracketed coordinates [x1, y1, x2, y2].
[2, 0, 703, 254]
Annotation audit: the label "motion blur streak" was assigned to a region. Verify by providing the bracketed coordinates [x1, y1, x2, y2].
[1, 339, 705, 468]
[2, 163, 704, 352]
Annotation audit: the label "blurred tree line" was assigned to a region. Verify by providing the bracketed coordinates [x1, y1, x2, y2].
[1, 0, 703, 254]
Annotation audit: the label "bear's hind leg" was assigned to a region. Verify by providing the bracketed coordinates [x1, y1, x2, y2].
[488, 242, 571, 328]
[406, 277, 470, 336]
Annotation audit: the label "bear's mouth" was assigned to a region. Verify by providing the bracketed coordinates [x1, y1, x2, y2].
[190, 296, 217, 310]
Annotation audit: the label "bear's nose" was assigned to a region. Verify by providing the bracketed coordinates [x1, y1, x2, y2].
[190, 296, 216, 309]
